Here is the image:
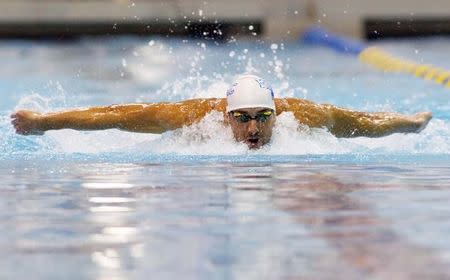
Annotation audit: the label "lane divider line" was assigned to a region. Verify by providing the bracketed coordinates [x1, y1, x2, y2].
[301, 26, 450, 88]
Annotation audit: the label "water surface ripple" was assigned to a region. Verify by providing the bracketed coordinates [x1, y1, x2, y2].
[1, 161, 450, 279]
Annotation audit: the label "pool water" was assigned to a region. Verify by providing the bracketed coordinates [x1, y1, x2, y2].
[1, 36, 450, 279]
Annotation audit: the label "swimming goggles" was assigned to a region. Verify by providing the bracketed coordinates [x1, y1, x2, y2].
[231, 110, 273, 123]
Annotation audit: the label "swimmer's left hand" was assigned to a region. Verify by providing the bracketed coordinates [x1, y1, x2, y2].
[411, 112, 432, 133]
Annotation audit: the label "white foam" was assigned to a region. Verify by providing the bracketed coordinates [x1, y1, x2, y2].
[14, 81, 68, 112]
[7, 78, 450, 157]
[137, 111, 248, 155]
[126, 42, 175, 84]
[47, 129, 158, 154]
[38, 111, 450, 156]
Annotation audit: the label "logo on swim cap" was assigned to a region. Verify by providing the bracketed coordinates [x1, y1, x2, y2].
[255, 78, 274, 99]
[226, 82, 238, 97]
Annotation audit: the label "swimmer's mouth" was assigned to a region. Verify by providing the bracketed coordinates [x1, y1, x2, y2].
[245, 138, 260, 149]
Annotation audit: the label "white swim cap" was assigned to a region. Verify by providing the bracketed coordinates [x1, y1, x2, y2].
[226, 74, 275, 112]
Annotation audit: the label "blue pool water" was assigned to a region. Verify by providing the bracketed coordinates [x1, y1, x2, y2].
[1, 36, 450, 279]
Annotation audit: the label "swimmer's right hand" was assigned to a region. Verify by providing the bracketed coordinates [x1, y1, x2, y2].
[10, 110, 45, 135]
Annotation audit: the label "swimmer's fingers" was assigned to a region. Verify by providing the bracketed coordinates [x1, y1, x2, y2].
[419, 111, 432, 122]
[10, 110, 26, 118]
[413, 111, 432, 133]
[11, 119, 21, 134]
[13, 125, 44, 135]
[15, 127, 26, 135]
[11, 119, 28, 135]
[10, 114, 22, 133]
[10, 110, 44, 135]
[10, 110, 28, 122]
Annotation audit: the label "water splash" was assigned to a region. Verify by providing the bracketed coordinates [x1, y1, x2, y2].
[2, 37, 450, 160]
[3, 107, 450, 158]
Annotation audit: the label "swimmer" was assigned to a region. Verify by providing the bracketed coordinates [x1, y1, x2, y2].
[11, 75, 432, 149]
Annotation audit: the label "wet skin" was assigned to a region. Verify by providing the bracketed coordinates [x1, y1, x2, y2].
[226, 107, 275, 149]
[10, 98, 432, 149]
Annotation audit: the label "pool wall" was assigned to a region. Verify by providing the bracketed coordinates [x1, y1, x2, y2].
[0, 0, 449, 40]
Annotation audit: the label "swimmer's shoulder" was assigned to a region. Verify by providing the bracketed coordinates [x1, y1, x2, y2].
[183, 98, 226, 112]
[141, 98, 226, 116]
[274, 98, 316, 114]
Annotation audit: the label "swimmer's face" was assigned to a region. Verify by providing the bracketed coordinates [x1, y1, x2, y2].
[228, 107, 276, 149]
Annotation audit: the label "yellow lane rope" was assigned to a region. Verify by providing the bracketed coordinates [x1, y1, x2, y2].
[358, 47, 450, 88]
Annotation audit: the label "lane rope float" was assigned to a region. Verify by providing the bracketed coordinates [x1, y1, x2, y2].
[301, 26, 450, 88]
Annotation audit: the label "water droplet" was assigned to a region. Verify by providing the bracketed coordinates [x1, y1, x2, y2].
[229, 51, 235, 57]
[270, 43, 278, 50]
[148, 40, 155, 46]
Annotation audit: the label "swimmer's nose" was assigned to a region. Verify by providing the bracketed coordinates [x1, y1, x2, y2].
[247, 119, 259, 136]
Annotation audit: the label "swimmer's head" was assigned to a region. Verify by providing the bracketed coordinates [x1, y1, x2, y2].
[226, 75, 276, 149]
[226, 74, 275, 113]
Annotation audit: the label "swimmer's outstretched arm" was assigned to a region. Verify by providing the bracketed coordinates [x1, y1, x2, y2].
[277, 98, 432, 137]
[11, 98, 224, 135]
[326, 107, 432, 137]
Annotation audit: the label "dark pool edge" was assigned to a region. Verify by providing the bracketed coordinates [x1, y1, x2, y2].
[0, 21, 262, 41]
